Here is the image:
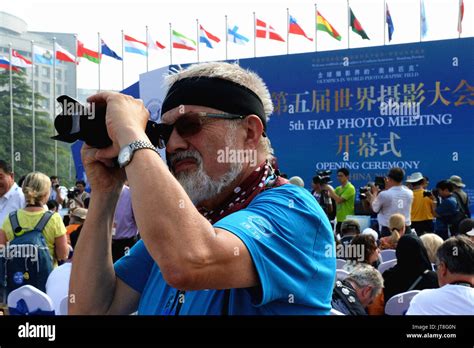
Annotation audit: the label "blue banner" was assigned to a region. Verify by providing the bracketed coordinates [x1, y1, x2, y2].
[236, 38, 474, 211]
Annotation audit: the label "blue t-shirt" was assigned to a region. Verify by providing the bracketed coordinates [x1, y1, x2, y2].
[114, 184, 336, 315]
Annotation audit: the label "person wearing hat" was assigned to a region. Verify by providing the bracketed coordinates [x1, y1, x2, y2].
[406, 172, 435, 236]
[458, 218, 474, 242]
[448, 175, 471, 221]
[69, 62, 336, 315]
[339, 219, 361, 246]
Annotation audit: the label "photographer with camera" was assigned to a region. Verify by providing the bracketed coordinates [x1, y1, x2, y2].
[368, 168, 413, 237]
[406, 172, 435, 236]
[321, 168, 356, 234]
[434, 180, 464, 240]
[50, 176, 66, 207]
[67, 180, 90, 210]
[68, 62, 336, 315]
[311, 173, 336, 223]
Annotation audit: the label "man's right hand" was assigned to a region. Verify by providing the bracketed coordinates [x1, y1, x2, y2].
[81, 143, 125, 194]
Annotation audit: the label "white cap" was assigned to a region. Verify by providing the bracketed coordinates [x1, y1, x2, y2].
[362, 228, 379, 241]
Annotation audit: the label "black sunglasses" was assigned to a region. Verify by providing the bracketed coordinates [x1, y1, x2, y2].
[154, 111, 246, 149]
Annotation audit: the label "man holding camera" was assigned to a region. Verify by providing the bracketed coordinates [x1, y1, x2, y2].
[50, 176, 66, 207]
[311, 175, 336, 222]
[406, 172, 435, 236]
[322, 168, 356, 234]
[368, 168, 413, 237]
[69, 62, 336, 315]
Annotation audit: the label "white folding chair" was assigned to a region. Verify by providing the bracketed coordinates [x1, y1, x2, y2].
[330, 308, 345, 315]
[59, 295, 69, 315]
[7, 285, 55, 315]
[385, 290, 421, 315]
[336, 269, 350, 281]
[336, 259, 347, 269]
[46, 263, 72, 315]
[378, 259, 397, 274]
[380, 249, 396, 262]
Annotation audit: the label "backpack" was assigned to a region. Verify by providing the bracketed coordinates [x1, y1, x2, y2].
[1, 211, 54, 294]
[452, 191, 471, 220]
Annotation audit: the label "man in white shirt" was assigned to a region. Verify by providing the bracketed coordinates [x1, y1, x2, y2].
[407, 235, 474, 315]
[368, 167, 413, 237]
[0, 160, 25, 225]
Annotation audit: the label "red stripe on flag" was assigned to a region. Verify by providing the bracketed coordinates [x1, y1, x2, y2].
[124, 35, 147, 46]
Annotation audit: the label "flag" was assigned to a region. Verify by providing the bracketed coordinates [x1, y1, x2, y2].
[172, 30, 197, 51]
[458, 0, 464, 33]
[199, 25, 221, 48]
[421, 0, 428, 38]
[0, 56, 20, 72]
[256, 19, 285, 42]
[349, 7, 370, 40]
[147, 32, 165, 50]
[11, 49, 32, 68]
[77, 41, 100, 64]
[317, 11, 342, 41]
[227, 25, 250, 45]
[124, 34, 147, 56]
[386, 3, 395, 42]
[33, 45, 53, 65]
[55, 42, 76, 63]
[288, 15, 313, 41]
[101, 40, 122, 60]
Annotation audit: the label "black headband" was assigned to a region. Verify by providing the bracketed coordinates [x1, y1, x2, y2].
[161, 76, 267, 130]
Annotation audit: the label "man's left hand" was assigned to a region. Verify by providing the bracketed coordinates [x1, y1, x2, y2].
[86, 92, 150, 161]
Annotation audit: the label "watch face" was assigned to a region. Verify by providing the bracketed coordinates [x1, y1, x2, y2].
[119, 146, 131, 165]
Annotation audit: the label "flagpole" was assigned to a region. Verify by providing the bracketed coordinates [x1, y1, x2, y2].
[384, 0, 386, 45]
[286, 8, 289, 55]
[146, 25, 149, 72]
[169, 23, 173, 65]
[225, 15, 228, 60]
[347, 0, 350, 49]
[458, 0, 461, 39]
[74, 34, 78, 99]
[121, 30, 125, 89]
[52, 37, 58, 176]
[253, 12, 256, 58]
[419, 0, 422, 42]
[196, 19, 200, 63]
[31, 40, 36, 171]
[98, 32, 101, 92]
[314, 3, 317, 52]
[9, 43, 14, 173]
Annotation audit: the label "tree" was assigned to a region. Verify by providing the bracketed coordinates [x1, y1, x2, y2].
[0, 69, 74, 187]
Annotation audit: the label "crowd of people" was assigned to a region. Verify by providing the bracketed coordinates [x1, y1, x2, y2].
[0, 61, 472, 316]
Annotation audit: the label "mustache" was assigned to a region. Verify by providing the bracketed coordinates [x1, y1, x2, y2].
[167, 150, 202, 172]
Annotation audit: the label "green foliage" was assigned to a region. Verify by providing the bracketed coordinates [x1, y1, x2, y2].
[0, 70, 74, 187]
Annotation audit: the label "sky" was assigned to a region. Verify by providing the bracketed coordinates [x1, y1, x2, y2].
[1, 0, 472, 91]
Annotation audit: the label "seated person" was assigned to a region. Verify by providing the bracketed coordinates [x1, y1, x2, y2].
[420, 233, 444, 265]
[332, 264, 384, 315]
[339, 219, 361, 246]
[379, 213, 406, 250]
[407, 236, 474, 315]
[343, 234, 380, 271]
[383, 234, 438, 304]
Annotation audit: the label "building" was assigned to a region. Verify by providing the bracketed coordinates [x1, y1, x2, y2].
[0, 11, 77, 118]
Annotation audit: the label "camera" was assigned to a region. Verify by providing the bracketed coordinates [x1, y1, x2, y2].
[313, 170, 332, 185]
[67, 188, 81, 200]
[53, 184, 60, 189]
[359, 186, 369, 200]
[374, 176, 386, 190]
[423, 189, 438, 198]
[52, 95, 162, 149]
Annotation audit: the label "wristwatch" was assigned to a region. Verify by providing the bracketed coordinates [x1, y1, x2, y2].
[118, 140, 158, 168]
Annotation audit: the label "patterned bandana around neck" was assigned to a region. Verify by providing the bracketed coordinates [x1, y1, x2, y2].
[197, 161, 288, 224]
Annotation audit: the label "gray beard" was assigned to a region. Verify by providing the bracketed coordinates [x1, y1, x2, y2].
[171, 150, 242, 205]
